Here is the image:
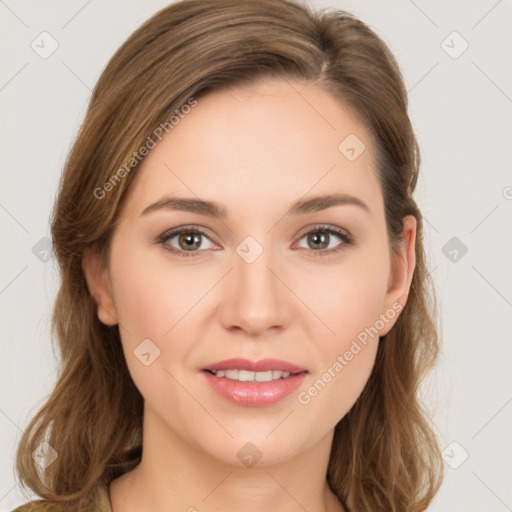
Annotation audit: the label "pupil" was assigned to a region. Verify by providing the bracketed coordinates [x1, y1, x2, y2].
[180, 233, 200, 250]
[310, 231, 328, 249]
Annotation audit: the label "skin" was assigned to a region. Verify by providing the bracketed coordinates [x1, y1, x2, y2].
[83, 78, 416, 512]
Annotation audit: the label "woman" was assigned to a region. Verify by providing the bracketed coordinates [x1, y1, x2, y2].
[13, 1, 444, 511]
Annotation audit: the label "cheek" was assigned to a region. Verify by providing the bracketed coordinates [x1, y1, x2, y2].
[107, 242, 217, 387]
[109, 241, 209, 340]
[296, 253, 389, 422]
[311, 251, 390, 350]
[297, 282, 383, 431]
[107, 249, 193, 411]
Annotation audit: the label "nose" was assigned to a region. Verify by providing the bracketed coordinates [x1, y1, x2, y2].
[219, 241, 291, 336]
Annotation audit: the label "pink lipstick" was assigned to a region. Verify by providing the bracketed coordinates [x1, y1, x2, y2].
[201, 358, 308, 407]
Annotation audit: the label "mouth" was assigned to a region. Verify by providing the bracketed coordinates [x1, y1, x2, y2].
[202, 357, 307, 374]
[201, 358, 308, 407]
[204, 369, 300, 382]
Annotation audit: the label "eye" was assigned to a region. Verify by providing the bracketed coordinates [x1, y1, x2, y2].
[157, 226, 216, 257]
[295, 225, 353, 256]
[157, 224, 354, 259]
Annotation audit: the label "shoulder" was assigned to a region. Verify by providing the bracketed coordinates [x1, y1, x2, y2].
[11, 484, 112, 512]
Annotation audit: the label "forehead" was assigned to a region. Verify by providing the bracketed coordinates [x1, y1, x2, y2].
[121, 78, 383, 218]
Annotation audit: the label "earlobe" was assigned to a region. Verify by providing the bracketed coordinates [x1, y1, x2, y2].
[379, 215, 417, 336]
[82, 246, 118, 326]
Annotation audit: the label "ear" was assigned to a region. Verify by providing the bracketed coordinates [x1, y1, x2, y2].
[379, 215, 417, 336]
[82, 245, 118, 326]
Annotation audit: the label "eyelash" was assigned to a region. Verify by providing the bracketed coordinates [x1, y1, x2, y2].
[156, 224, 354, 259]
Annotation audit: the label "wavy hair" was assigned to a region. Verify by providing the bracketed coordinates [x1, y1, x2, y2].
[14, 1, 444, 510]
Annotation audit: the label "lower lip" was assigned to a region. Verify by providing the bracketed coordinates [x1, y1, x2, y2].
[202, 371, 307, 407]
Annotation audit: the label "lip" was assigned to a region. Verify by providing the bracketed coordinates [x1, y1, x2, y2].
[202, 358, 307, 374]
[201, 358, 308, 408]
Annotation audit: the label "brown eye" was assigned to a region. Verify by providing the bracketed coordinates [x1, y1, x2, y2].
[296, 226, 354, 256]
[177, 232, 203, 251]
[306, 230, 330, 250]
[158, 227, 216, 257]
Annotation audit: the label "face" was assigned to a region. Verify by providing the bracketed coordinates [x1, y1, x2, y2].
[84, 78, 415, 468]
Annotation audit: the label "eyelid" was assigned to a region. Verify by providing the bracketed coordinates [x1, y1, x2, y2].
[157, 224, 216, 244]
[156, 223, 354, 257]
[292, 224, 354, 256]
[294, 223, 353, 243]
[156, 225, 219, 255]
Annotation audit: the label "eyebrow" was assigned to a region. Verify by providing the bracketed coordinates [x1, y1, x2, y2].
[141, 193, 370, 218]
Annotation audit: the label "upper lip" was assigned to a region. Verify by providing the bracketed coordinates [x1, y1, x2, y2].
[202, 358, 307, 374]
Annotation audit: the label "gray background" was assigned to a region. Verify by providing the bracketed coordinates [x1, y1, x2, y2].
[1, 1, 511, 510]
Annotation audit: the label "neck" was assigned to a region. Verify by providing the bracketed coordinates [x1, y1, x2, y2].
[109, 405, 345, 512]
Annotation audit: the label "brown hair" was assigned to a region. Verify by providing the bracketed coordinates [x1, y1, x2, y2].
[14, 1, 443, 510]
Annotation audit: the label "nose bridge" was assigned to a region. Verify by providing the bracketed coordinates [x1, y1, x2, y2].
[220, 234, 290, 334]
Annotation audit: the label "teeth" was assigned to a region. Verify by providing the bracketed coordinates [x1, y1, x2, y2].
[210, 369, 292, 381]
